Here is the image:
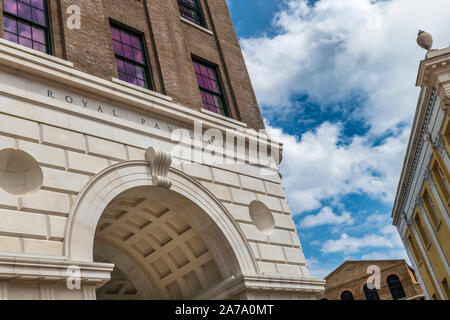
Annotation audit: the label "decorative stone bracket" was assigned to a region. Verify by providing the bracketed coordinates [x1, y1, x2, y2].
[145, 146, 172, 189]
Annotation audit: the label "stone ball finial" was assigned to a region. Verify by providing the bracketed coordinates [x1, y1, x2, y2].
[417, 30, 433, 51]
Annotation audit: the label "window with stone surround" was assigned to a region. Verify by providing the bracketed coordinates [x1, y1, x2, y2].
[110, 24, 152, 90]
[178, 0, 205, 27]
[193, 59, 228, 116]
[2, 0, 50, 54]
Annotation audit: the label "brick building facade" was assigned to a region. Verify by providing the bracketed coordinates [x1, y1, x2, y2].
[323, 260, 424, 300]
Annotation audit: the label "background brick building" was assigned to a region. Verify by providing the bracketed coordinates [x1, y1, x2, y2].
[323, 260, 424, 300]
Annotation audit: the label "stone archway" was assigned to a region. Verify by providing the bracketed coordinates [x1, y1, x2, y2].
[64, 161, 258, 299]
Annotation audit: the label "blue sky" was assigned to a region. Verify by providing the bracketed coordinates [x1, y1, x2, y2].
[227, 0, 450, 278]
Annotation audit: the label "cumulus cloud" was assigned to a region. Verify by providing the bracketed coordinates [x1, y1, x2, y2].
[241, 0, 450, 133]
[321, 225, 404, 254]
[300, 206, 354, 228]
[267, 122, 409, 214]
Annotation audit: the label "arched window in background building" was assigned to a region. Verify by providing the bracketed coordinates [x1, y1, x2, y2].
[387, 274, 406, 300]
[340, 291, 354, 300]
[363, 284, 380, 300]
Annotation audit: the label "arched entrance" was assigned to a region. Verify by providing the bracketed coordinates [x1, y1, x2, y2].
[64, 161, 258, 299]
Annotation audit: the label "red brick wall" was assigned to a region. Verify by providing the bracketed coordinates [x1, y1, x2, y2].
[323, 260, 424, 300]
[2, 0, 264, 129]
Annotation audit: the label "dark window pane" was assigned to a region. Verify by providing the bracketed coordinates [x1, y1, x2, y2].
[387, 275, 406, 300]
[116, 59, 125, 73]
[112, 40, 123, 56]
[133, 49, 143, 63]
[124, 61, 135, 76]
[4, 16, 17, 33]
[31, 26, 45, 43]
[118, 72, 127, 81]
[31, 8, 45, 25]
[31, 0, 44, 10]
[19, 36, 32, 48]
[4, 31, 18, 43]
[18, 22, 32, 39]
[33, 41, 45, 52]
[131, 36, 140, 49]
[18, 2, 31, 20]
[126, 75, 137, 85]
[120, 31, 131, 45]
[135, 66, 144, 80]
[123, 44, 134, 59]
[111, 26, 121, 41]
[4, 0, 18, 15]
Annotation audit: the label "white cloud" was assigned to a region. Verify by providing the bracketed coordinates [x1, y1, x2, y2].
[241, 0, 450, 134]
[268, 122, 409, 214]
[300, 206, 354, 228]
[321, 225, 404, 254]
[306, 257, 335, 279]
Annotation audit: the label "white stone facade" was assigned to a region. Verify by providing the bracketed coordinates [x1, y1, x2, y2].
[0, 39, 325, 300]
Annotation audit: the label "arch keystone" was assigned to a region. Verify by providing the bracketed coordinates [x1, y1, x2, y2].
[145, 146, 172, 189]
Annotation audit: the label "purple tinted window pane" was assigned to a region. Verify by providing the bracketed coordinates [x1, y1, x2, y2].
[4, 16, 17, 33]
[110, 27, 120, 41]
[19, 36, 32, 48]
[32, 26, 45, 43]
[118, 72, 127, 81]
[202, 77, 212, 91]
[207, 68, 215, 79]
[112, 40, 123, 55]
[4, 0, 18, 15]
[20, 0, 31, 4]
[31, 8, 45, 25]
[31, 0, 44, 9]
[210, 81, 218, 93]
[199, 65, 208, 76]
[124, 62, 135, 76]
[126, 75, 137, 85]
[4, 31, 18, 43]
[116, 59, 125, 73]
[137, 79, 145, 88]
[120, 31, 131, 45]
[135, 66, 144, 79]
[193, 63, 200, 74]
[131, 36, 140, 49]
[18, 3, 31, 20]
[18, 22, 32, 39]
[33, 41, 45, 52]
[195, 74, 204, 88]
[133, 49, 143, 63]
[123, 45, 133, 60]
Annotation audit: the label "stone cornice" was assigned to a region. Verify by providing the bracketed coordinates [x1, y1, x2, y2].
[416, 50, 450, 88]
[0, 255, 113, 286]
[193, 274, 326, 299]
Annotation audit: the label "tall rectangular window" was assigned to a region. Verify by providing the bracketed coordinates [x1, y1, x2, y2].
[178, 0, 205, 27]
[193, 60, 228, 116]
[414, 215, 431, 249]
[110, 24, 151, 90]
[3, 0, 50, 54]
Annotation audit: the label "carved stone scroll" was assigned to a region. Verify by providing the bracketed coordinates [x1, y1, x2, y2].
[145, 147, 172, 189]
